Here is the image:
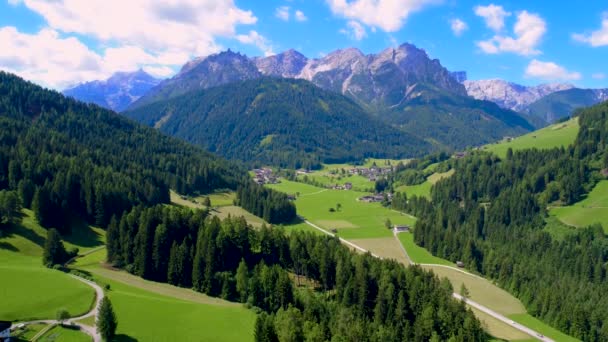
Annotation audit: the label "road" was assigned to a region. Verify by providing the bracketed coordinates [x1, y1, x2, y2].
[299, 217, 554, 342]
[13, 273, 104, 342]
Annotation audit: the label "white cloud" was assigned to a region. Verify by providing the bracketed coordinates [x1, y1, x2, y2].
[474, 4, 510, 31]
[143, 65, 175, 78]
[592, 73, 605, 80]
[572, 12, 608, 47]
[327, 0, 438, 32]
[477, 10, 546, 56]
[450, 18, 468, 36]
[7, 0, 21, 5]
[295, 10, 308, 22]
[236, 30, 275, 57]
[525, 59, 581, 81]
[340, 20, 367, 41]
[275, 6, 290, 21]
[0, 27, 104, 88]
[0, 0, 274, 88]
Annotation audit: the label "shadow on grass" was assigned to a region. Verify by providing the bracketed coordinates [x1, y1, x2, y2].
[0, 241, 18, 251]
[5, 222, 46, 248]
[62, 217, 104, 249]
[114, 334, 138, 342]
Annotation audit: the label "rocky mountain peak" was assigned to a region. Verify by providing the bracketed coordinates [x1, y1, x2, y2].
[254, 49, 307, 77]
[464, 79, 575, 112]
[63, 70, 160, 112]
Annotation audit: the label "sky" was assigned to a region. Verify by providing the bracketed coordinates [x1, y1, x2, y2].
[0, 0, 607, 90]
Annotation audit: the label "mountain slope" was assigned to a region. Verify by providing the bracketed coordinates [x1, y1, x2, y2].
[131, 50, 261, 109]
[0, 71, 242, 230]
[383, 83, 536, 148]
[124, 78, 432, 169]
[525, 88, 608, 123]
[63, 70, 160, 111]
[463, 79, 574, 113]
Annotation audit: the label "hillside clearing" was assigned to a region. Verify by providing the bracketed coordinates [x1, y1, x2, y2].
[550, 180, 608, 231]
[484, 117, 579, 158]
[73, 248, 256, 342]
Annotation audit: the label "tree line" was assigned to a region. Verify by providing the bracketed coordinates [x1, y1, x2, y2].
[235, 182, 296, 224]
[400, 105, 608, 340]
[106, 204, 487, 341]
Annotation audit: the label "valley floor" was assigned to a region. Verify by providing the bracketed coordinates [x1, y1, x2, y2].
[268, 178, 580, 342]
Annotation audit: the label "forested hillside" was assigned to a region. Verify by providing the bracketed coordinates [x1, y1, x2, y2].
[125, 78, 432, 169]
[0, 72, 294, 233]
[403, 103, 608, 340]
[384, 84, 536, 149]
[107, 204, 487, 341]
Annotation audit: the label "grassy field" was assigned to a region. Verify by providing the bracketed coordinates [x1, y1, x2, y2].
[550, 180, 608, 232]
[397, 233, 453, 266]
[74, 248, 256, 342]
[351, 237, 409, 265]
[268, 180, 415, 239]
[0, 210, 100, 321]
[508, 313, 580, 342]
[297, 172, 374, 192]
[394, 169, 454, 199]
[470, 307, 530, 341]
[426, 266, 525, 316]
[38, 325, 91, 342]
[170, 190, 267, 228]
[484, 118, 579, 158]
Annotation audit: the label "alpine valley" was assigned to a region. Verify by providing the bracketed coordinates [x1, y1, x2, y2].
[2, 11, 608, 342]
[118, 43, 536, 166]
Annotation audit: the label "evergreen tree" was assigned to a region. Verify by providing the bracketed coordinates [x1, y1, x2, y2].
[43, 228, 68, 267]
[97, 297, 118, 341]
[236, 259, 249, 302]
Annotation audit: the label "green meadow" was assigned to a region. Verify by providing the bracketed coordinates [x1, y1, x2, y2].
[397, 233, 453, 266]
[74, 248, 256, 342]
[484, 118, 579, 158]
[508, 313, 580, 342]
[38, 325, 91, 342]
[0, 210, 100, 322]
[550, 180, 608, 232]
[394, 169, 454, 199]
[268, 179, 415, 239]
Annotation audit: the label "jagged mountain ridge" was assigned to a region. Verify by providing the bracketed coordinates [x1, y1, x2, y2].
[130, 43, 466, 110]
[63, 69, 160, 112]
[463, 79, 575, 113]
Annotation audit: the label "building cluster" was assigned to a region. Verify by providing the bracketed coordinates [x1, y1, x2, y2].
[253, 168, 279, 185]
[330, 182, 352, 190]
[359, 193, 393, 203]
[348, 166, 393, 181]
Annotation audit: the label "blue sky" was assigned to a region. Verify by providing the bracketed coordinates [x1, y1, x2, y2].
[0, 0, 607, 89]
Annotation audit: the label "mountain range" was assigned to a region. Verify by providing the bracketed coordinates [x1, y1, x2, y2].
[61, 41, 607, 166]
[63, 69, 160, 112]
[125, 77, 432, 169]
[463, 79, 608, 123]
[123, 44, 532, 158]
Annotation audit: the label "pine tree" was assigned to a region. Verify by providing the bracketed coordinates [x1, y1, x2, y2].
[97, 297, 117, 341]
[43, 228, 67, 267]
[106, 216, 120, 265]
[236, 259, 249, 302]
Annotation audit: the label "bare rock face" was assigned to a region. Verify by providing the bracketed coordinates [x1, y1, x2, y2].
[253, 49, 308, 78]
[464, 79, 574, 112]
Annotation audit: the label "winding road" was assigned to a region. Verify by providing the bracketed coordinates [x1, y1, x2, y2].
[299, 216, 554, 342]
[13, 270, 104, 341]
